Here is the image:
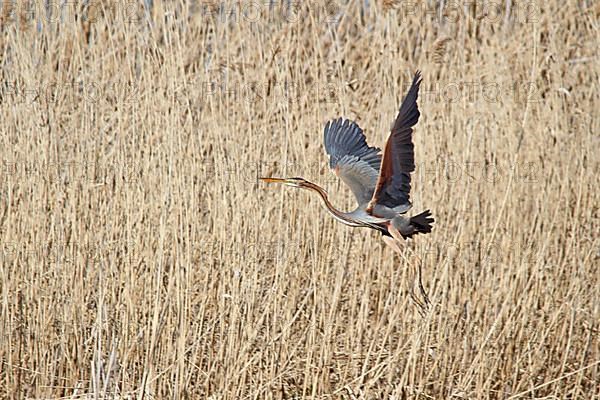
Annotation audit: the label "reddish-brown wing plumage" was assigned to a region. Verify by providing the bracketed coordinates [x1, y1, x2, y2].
[367, 71, 422, 214]
[370, 138, 395, 211]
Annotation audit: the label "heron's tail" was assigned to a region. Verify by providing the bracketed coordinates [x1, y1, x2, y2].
[409, 210, 434, 236]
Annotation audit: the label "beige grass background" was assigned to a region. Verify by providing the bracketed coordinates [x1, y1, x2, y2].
[0, 0, 598, 398]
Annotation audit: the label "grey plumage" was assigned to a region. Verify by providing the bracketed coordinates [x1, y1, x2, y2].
[323, 118, 382, 205]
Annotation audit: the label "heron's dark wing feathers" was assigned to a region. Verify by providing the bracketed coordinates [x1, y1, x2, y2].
[324, 118, 382, 206]
[369, 71, 422, 210]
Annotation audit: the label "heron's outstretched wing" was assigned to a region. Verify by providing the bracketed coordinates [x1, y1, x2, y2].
[368, 71, 422, 212]
[323, 118, 382, 206]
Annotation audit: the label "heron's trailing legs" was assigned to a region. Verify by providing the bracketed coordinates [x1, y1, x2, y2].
[409, 260, 431, 317]
[388, 223, 405, 242]
[382, 236, 401, 254]
[383, 234, 431, 317]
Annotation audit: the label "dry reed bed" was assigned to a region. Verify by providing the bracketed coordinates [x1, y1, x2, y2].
[0, 1, 598, 398]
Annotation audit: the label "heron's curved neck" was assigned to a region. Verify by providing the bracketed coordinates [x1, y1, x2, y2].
[305, 182, 360, 227]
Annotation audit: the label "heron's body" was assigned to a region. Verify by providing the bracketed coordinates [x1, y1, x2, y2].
[325, 203, 410, 236]
[261, 71, 434, 242]
[335, 206, 425, 239]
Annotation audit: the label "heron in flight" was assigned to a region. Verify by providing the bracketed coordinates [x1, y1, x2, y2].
[261, 71, 433, 249]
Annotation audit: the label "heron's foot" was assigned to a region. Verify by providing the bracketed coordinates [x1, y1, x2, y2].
[409, 262, 431, 318]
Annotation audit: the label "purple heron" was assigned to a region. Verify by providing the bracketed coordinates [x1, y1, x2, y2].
[261, 71, 433, 245]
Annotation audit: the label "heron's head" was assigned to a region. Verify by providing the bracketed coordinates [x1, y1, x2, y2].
[259, 177, 311, 189]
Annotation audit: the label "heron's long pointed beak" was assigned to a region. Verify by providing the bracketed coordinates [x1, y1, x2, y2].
[259, 177, 288, 184]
